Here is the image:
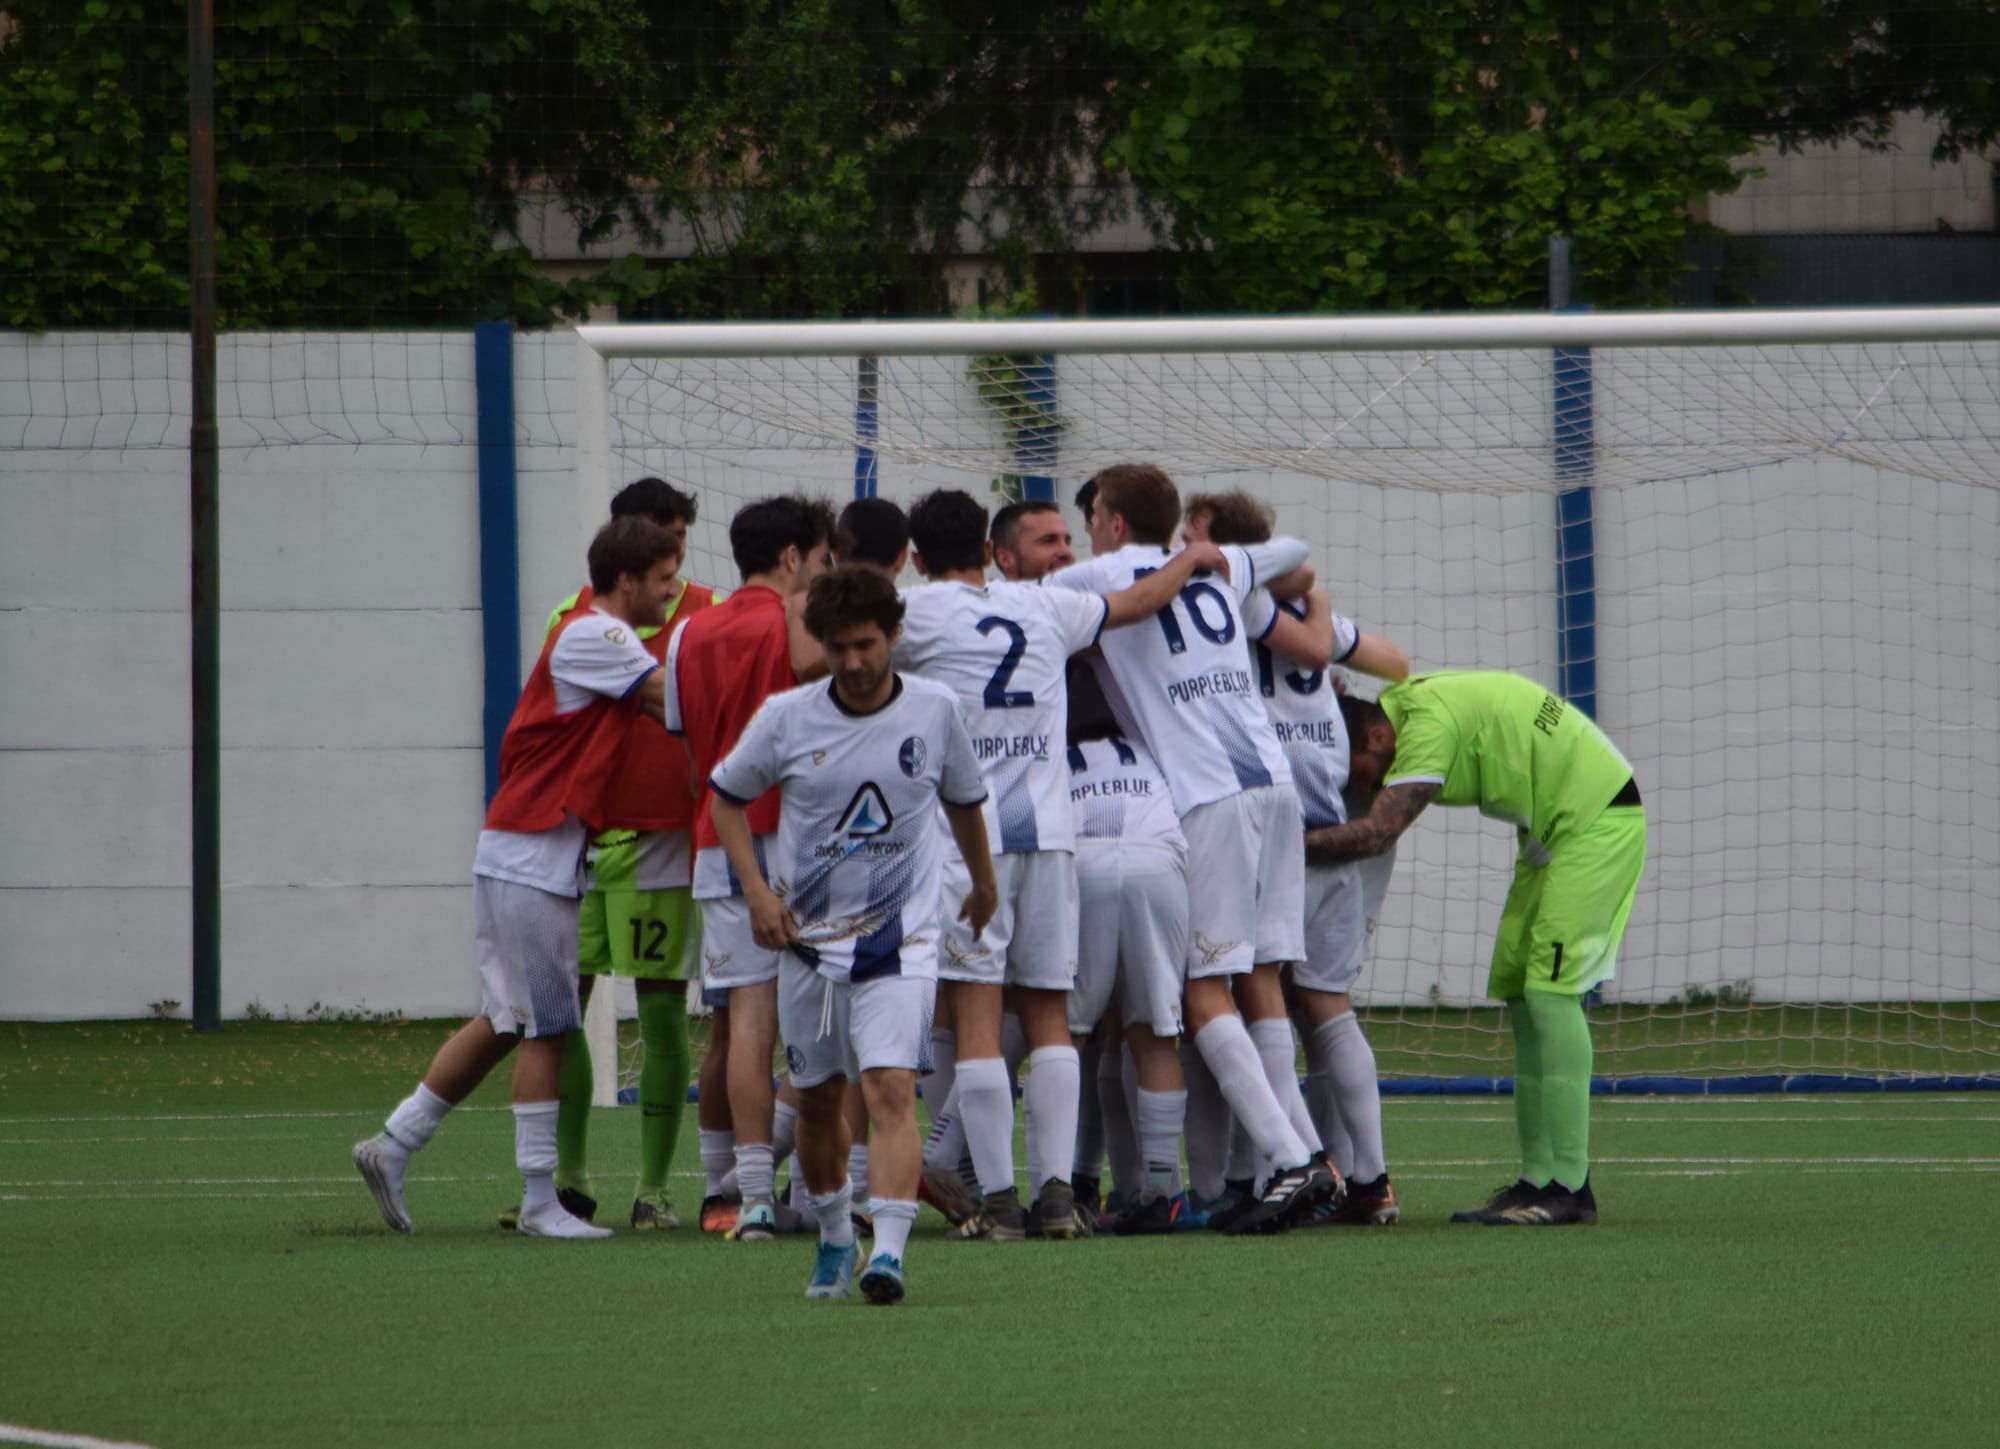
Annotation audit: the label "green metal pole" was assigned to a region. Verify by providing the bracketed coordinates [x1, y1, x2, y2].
[189, 0, 221, 1030]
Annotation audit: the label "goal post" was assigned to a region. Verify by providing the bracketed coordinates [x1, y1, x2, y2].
[572, 308, 2000, 1103]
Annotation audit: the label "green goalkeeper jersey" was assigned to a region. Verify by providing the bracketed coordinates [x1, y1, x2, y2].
[1378, 670, 1633, 865]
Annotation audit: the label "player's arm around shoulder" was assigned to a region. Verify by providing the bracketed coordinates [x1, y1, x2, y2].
[1260, 587, 1337, 669]
[1304, 780, 1439, 864]
[1100, 540, 1231, 629]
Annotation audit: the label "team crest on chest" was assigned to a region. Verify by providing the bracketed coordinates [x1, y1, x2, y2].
[898, 736, 927, 778]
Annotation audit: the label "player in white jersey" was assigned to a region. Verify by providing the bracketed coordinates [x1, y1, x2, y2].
[1066, 700, 1202, 1233]
[352, 518, 679, 1240]
[895, 488, 1226, 1240]
[1049, 464, 1337, 1233]
[709, 565, 997, 1305]
[1185, 490, 1411, 1227]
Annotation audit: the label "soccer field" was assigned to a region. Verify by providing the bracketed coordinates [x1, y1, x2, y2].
[2, 1021, 1995, 1449]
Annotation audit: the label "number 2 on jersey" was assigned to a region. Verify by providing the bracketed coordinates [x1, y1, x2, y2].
[976, 615, 1035, 707]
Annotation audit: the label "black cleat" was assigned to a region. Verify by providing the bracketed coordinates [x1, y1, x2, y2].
[949, 1186, 1027, 1241]
[1450, 1178, 1543, 1224]
[1311, 1173, 1400, 1227]
[1485, 1178, 1598, 1226]
[1224, 1159, 1340, 1236]
[1072, 1173, 1102, 1220]
[1033, 1178, 1093, 1240]
[1111, 1191, 1187, 1236]
[1200, 1178, 1259, 1233]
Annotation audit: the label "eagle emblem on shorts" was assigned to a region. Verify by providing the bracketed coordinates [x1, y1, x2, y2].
[1192, 932, 1245, 968]
[898, 736, 926, 778]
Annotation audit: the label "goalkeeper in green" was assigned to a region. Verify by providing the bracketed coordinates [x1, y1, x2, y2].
[1308, 671, 1645, 1225]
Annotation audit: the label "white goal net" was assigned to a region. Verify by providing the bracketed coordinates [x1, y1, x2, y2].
[574, 311, 2000, 1090]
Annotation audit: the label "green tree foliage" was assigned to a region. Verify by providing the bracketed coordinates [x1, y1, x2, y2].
[0, 0, 649, 328]
[1089, 0, 2000, 310]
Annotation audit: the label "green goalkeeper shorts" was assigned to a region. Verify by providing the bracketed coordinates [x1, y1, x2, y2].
[1487, 804, 1646, 999]
[578, 834, 700, 981]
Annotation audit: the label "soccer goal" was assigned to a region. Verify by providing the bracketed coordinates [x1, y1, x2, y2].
[572, 309, 2000, 1102]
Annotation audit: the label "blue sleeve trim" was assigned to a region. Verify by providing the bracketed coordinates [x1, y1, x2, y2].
[1253, 606, 1280, 643]
[1087, 596, 1109, 650]
[942, 793, 990, 810]
[707, 778, 755, 806]
[1334, 632, 1360, 664]
[621, 662, 660, 699]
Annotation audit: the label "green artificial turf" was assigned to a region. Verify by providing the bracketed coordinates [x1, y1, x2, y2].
[2, 1021, 1995, 1449]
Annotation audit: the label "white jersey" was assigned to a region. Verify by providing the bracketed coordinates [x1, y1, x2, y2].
[895, 578, 1108, 854]
[473, 608, 658, 897]
[1066, 735, 1186, 850]
[1241, 591, 1362, 830]
[707, 674, 987, 984]
[1048, 540, 1307, 814]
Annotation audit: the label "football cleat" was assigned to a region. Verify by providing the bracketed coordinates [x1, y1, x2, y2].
[352, 1135, 413, 1235]
[947, 1186, 1027, 1242]
[805, 1239, 861, 1300]
[517, 1203, 614, 1239]
[629, 1191, 682, 1231]
[857, 1251, 906, 1306]
[1223, 1159, 1339, 1236]
[1450, 1178, 1543, 1224]
[1032, 1178, 1093, 1241]
[1312, 1173, 1400, 1227]
[1197, 1179, 1258, 1234]
[918, 1164, 977, 1225]
[1072, 1173, 1103, 1220]
[699, 1193, 742, 1234]
[1111, 1191, 1190, 1236]
[1486, 1178, 1598, 1226]
[728, 1199, 778, 1241]
[498, 1186, 597, 1233]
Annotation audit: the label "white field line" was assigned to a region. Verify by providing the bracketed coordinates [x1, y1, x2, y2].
[0, 1423, 157, 1449]
[0, 1109, 510, 1125]
[1383, 1113, 2000, 1125]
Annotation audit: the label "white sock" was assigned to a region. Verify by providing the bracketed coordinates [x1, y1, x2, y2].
[1248, 1015, 1323, 1155]
[923, 1081, 965, 1169]
[1134, 1087, 1187, 1201]
[847, 1143, 871, 1206]
[810, 1178, 855, 1248]
[870, 1197, 918, 1262]
[383, 1083, 451, 1155]
[771, 1099, 800, 1165]
[514, 1100, 560, 1214]
[1310, 1012, 1385, 1182]
[1192, 1015, 1310, 1170]
[924, 1027, 958, 1132]
[1072, 1037, 1106, 1181]
[788, 1154, 808, 1210]
[1179, 1041, 1231, 1200]
[1098, 1043, 1143, 1200]
[955, 1056, 1016, 1197]
[699, 1128, 736, 1197]
[1023, 1045, 1080, 1193]
[736, 1143, 776, 1207]
[1304, 1070, 1354, 1178]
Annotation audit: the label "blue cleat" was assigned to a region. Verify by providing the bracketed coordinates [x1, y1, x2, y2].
[805, 1239, 861, 1299]
[857, 1251, 906, 1306]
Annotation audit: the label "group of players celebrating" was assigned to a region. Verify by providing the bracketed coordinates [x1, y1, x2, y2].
[354, 462, 1649, 1306]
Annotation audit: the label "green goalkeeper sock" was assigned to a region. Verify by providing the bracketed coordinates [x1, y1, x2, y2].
[555, 1026, 593, 1196]
[1524, 991, 1594, 1191]
[1506, 997, 1552, 1187]
[636, 990, 692, 1195]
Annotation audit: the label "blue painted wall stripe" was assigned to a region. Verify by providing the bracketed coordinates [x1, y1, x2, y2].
[1016, 355, 1058, 502]
[474, 321, 521, 803]
[1553, 329, 1597, 720]
[854, 355, 880, 499]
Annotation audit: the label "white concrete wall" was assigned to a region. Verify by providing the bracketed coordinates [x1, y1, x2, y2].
[1712, 112, 1997, 234]
[3, 332, 1996, 1020]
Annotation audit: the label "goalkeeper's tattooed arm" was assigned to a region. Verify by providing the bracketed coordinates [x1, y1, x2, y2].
[1305, 781, 1439, 863]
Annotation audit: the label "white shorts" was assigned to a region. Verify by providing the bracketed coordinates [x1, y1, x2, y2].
[1290, 861, 1368, 995]
[779, 963, 933, 1090]
[473, 874, 583, 1039]
[1070, 839, 1188, 1038]
[938, 849, 1079, 992]
[696, 894, 784, 997]
[1179, 785, 1307, 979]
